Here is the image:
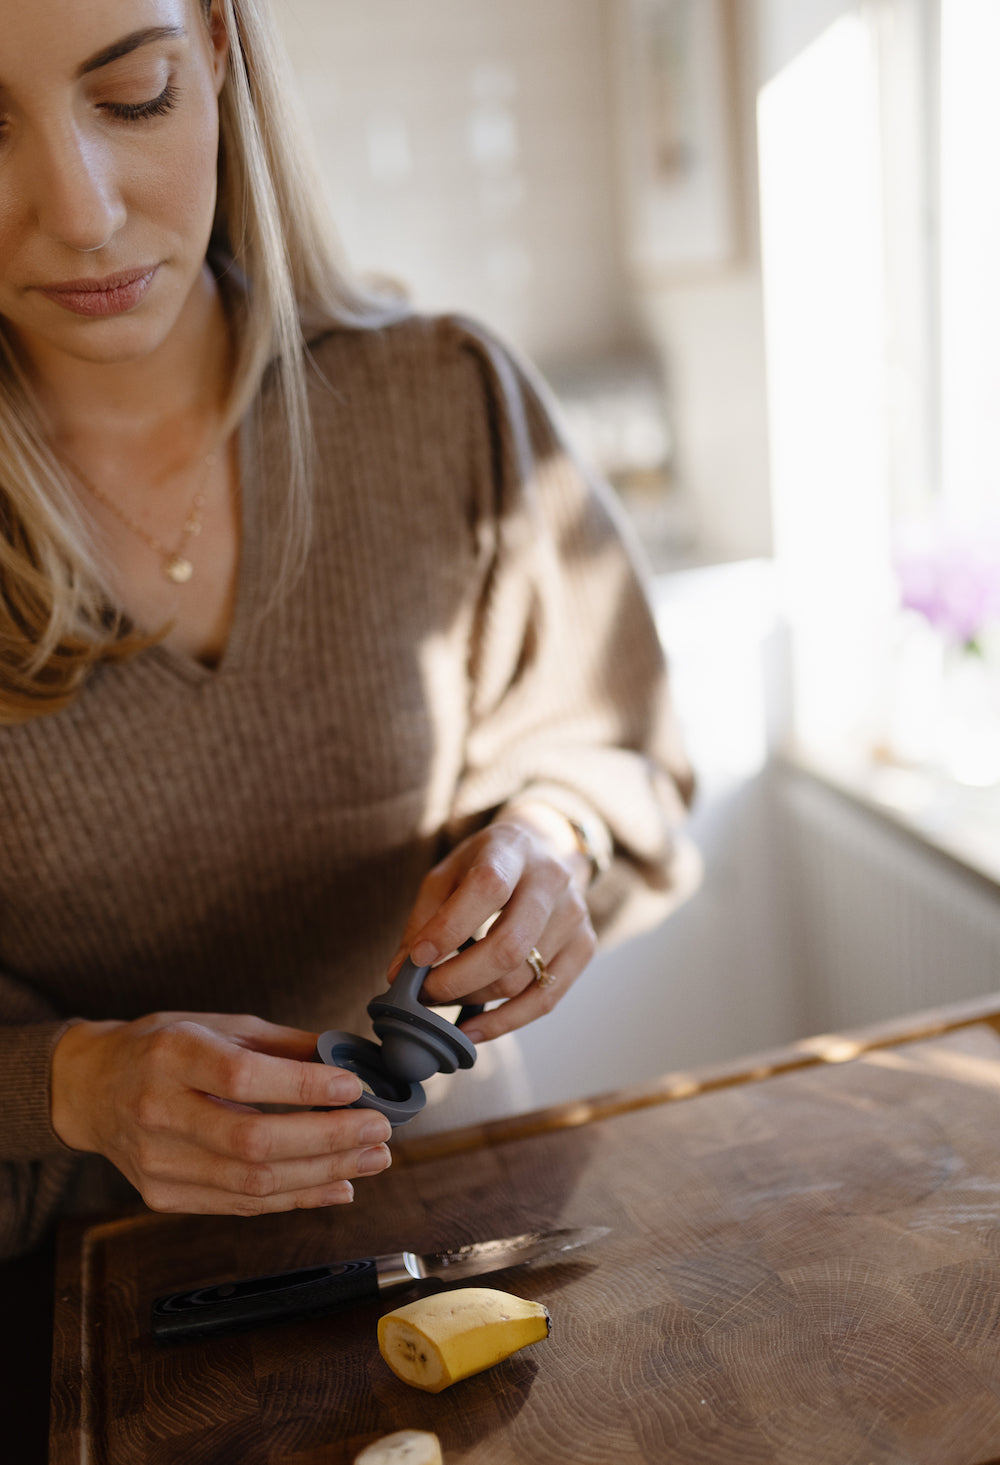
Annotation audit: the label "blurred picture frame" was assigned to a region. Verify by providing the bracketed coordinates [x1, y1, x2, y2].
[616, 0, 740, 278]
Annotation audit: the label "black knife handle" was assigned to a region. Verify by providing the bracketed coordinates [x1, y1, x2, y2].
[151, 1258, 380, 1344]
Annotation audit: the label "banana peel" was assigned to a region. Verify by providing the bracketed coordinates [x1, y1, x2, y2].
[378, 1286, 551, 1393]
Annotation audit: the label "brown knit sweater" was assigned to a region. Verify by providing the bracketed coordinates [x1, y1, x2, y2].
[0, 313, 696, 1256]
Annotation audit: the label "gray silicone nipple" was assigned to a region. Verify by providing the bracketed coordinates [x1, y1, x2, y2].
[379, 1031, 440, 1082]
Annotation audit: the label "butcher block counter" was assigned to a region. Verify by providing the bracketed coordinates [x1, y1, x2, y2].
[42, 994, 1000, 1463]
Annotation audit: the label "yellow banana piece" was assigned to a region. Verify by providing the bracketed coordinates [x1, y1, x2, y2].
[378, 1286, 551, 1393]
[353, 1429, 443, 1464]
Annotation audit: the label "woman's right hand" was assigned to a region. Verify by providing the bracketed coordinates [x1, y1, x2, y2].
[49, 1012, 393, 1216]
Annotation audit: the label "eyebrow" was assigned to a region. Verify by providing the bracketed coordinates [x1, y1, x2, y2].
[76, 24, 187, 78]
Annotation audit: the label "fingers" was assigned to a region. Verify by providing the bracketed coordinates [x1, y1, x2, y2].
[141, 1020, 364, 1110]
[460, 924, 597, 1044]
[139, 1180, 359, 1218]
[406, 831, 563, 996]
[133, 1011, 323, 1063]
[52, 1013, 402, 1221]
[420, 867, 590, 1006]
[387, 817, 597, 1046]
[138, 1147, 392, 1217]
[132, 1167, 363, 1218]
[386, 859, 464, 979]
[407, 851, 526, 975]
[195, 1097, 391, 1166]
[138, 1136, 393, 1216]
[130, 1094, 395, 1216]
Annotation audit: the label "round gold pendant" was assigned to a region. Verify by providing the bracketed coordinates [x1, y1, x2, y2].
[164, 556, 194, 584]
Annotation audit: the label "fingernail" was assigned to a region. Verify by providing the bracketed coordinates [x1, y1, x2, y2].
[361, 1117, 392, 1144]
[328, 1075, 363, 1104]
[358, 1145, 391, 1175]
[325, 1181, 354, 1203]
[410, 941, 438, 968]
[463, 1028, 484, 1044]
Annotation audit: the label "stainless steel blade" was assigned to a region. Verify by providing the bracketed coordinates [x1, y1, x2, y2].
[405, 1224, 610, 1282]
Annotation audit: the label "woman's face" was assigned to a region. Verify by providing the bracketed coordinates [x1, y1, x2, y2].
[0, 0, 228, 374]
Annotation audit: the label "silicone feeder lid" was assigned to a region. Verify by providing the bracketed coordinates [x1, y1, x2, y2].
[315, 1032, 426, 1126]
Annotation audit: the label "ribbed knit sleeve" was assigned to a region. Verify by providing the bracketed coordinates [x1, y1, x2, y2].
[0, 976, 79, 1256]
[443, 317, 700, 943]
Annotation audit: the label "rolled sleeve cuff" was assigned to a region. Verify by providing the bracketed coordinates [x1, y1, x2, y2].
[0, 1020, 82, 1161]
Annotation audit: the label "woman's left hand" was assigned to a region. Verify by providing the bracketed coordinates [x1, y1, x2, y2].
[386, 804, 598, 1042]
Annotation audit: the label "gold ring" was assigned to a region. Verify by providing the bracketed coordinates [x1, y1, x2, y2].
[526, 946, 556, 988]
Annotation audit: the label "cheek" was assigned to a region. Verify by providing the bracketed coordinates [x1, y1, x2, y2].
[0, 197, 15, 254]
[137, 103, 220, 245]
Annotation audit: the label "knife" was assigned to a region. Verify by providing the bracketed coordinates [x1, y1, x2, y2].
[150, 1225, 609, 1344]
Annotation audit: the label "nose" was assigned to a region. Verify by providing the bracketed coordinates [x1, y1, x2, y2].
[29, 122, 126, 253]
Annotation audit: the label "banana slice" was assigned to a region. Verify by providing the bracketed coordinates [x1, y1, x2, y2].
[353, 1429, 443, 1464]
[378, 1286, 551, 1393]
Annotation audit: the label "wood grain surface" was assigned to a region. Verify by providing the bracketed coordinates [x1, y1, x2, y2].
[50, 1022, 1000, 1465]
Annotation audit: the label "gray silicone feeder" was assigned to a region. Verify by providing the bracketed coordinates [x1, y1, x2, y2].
[314, 955, 480, 1126]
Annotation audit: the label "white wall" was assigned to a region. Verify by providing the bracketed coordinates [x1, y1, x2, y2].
[758, 0, 858, 83]
[638, 273, 772, 564]
[275, 0, 774, 568]
[276, 0, 630, 363]
[632, 1, 773, 564]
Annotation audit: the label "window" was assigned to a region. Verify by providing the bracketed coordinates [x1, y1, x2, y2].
[758, 0, 1000, 788]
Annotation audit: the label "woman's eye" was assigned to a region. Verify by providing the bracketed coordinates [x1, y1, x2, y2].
[103, 82, 179, 122]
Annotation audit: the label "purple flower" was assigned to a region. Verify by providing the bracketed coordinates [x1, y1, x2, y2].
[895, 516, 1000, 649]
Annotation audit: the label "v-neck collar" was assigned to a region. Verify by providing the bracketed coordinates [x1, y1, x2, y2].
[144, 395, 262, 685]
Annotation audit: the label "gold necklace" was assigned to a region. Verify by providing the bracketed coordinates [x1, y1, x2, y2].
[66, 447, 220, 585]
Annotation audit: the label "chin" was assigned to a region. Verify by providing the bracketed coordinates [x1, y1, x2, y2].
[51, 320, 178, 368]
[14, 281, 199, 371]
[9, 250, 218, 369]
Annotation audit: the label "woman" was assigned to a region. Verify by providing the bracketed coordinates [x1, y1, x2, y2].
[0, 0, 697, 1257]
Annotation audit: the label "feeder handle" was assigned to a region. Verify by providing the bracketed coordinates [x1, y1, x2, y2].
[391, 938, 484, 1027]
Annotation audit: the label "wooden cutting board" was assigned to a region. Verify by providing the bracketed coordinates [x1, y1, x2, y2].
[50, 1023, 1000, 1465]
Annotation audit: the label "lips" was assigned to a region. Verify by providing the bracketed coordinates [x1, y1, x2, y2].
[36, 266, 158, 317]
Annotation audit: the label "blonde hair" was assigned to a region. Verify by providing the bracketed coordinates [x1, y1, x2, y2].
[0, 0, 399, 724]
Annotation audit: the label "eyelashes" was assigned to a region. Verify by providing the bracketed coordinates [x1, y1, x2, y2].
[0, 81, 180, 146]
[104, 82, 180, 123]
